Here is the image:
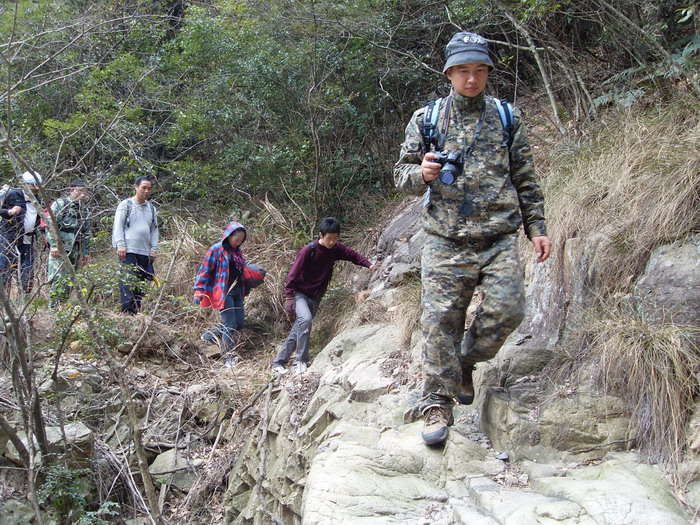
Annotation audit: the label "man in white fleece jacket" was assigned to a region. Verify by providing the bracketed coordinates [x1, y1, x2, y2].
[112, 175, 159, 314]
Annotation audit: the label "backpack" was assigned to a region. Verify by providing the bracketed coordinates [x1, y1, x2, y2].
[124, 199, 157, 229]
[243, 264, 266, 292]
[118, 199, 158, 251]
[306, 241, 317, 262]
[421, 95, 515, 152]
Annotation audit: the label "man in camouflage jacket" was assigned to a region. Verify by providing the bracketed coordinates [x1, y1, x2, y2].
[46, 179, 91, 306]
[394, 32, 551, 446]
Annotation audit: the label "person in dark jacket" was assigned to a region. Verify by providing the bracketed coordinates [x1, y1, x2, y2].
[193, 221, 248, 367]
[0, 171, 42, 293]
[272, 217, 377, 375]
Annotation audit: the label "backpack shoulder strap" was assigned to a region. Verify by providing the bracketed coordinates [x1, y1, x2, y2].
[307, 241, 317, 261]
[55, 196, 71, 210]
[52, 197, 69, 219]
[124, 199, 133, 229]
[420, 97, 443, 152]
[148, 202, 157, 229]
[493, 97, 514, 149]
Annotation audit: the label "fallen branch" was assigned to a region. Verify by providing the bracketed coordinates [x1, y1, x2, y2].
[237, 382, 272, 424]
[571, 438, 636, 455]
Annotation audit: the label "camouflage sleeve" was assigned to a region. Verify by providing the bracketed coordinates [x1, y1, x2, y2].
[45, 198, 65, 248]
[393, 109, 431, 196]
[82, 208, 92, 256]
[509, 109, 547, 239]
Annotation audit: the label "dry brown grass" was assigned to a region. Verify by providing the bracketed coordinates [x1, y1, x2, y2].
[539, 95, 700, 465]
[571, 305, 699, 464]
[544, 97, 700, 295]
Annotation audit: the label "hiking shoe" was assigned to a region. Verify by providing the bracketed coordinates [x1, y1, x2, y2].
[421, 405, 453, 446]
[296, 362, 308, 374]
[457, 365, 475, 405]
[201, 331, 216, 344]
[222, 354, 238, 368]
[272, 364, 288, 376]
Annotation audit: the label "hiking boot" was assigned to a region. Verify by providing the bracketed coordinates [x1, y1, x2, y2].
[421, 405, 453, 446]
[457, 365, 475, 405]
[272, 364, 288, 376]
[296, 362, 308, 374]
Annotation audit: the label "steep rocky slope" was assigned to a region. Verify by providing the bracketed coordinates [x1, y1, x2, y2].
[224, 198, 700, 524]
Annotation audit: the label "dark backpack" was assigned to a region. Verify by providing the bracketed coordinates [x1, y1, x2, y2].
[306, 240, 317, 262]
[421, 95, 515, 152]
[124, 199, 157, 230]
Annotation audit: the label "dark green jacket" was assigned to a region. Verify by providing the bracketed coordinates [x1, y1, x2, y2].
[46, 196, 91, 256]
[394, 91, 547, 243]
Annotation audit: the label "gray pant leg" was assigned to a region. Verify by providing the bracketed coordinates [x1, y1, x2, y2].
[273, 293, 318, 366]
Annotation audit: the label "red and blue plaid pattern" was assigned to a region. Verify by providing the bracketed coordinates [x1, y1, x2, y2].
[193, 221, 246, 310]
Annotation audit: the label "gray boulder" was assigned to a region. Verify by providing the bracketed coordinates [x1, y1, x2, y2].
[149, 448, 201, 493]
[4, 421, 93, 468]
[631, 236, 700, 328]
[223, 323, 688, 524]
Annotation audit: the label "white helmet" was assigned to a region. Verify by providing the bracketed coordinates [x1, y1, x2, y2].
[21, 171, 43, 184]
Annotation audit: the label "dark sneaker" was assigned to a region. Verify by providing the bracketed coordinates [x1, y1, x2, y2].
[421, 405, 453, 446]
[457, 365, 475, 405]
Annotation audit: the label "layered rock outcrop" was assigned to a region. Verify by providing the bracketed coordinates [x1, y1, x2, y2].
[223, 200, 699, 524]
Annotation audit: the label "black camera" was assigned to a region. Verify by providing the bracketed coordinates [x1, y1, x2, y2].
[433, 151, 463, 185]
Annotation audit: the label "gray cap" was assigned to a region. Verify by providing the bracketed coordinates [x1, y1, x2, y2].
[443, 32, 494, 73]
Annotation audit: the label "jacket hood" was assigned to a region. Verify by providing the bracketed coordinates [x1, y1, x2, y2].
[222, 221, 246, 245]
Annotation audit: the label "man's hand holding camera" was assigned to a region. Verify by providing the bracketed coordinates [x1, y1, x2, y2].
[421, 152, 441, 182]
[422, 151, 463, 185]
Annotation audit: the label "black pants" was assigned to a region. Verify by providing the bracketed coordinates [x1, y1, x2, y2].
[119, 253, 153, 314]
[0, 236, 35, 294]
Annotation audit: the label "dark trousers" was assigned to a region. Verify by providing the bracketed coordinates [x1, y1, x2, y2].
[119, 253, 153, 314]
[0, 236, 35, 294]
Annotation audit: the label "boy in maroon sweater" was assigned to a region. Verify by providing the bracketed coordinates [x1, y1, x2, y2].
[273, 217, 376, 375]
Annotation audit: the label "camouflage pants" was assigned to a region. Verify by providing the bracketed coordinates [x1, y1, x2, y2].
[47, 250, 80, 305]
[420, 233, 525, 408]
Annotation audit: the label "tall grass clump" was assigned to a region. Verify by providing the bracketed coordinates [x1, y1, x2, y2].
[544, 96, 700, 295]
[389, 279, 422, 348]
[539, 95, 700, 464]
[577, 305, 699, 464]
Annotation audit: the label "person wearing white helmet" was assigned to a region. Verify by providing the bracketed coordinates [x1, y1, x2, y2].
[0, 171, 43, 293]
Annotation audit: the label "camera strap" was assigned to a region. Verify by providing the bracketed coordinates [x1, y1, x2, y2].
[435, 97, 486, 161]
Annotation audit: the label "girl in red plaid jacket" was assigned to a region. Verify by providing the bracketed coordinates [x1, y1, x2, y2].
[193, 221, 249, 366]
